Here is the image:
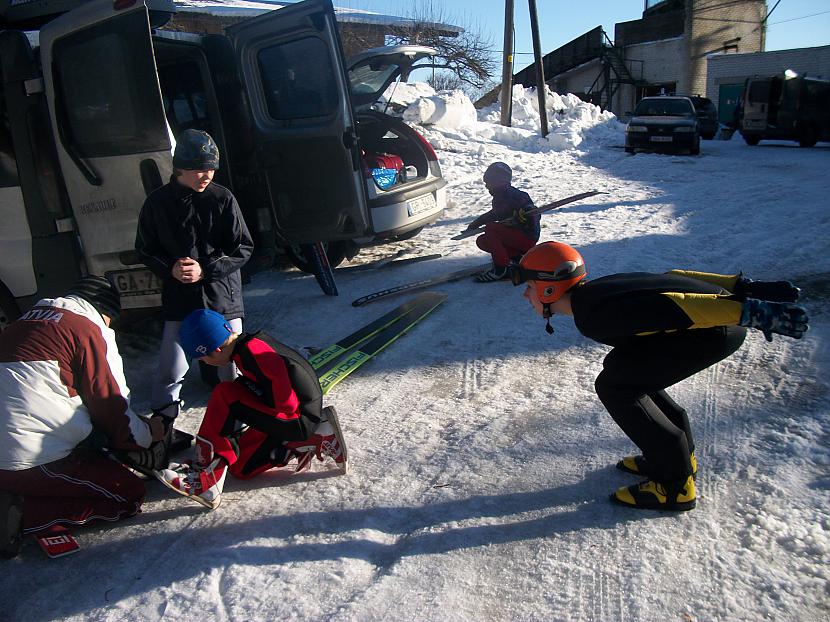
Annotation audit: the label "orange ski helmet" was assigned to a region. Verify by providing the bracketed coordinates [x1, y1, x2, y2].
[514, 241, 587, 304]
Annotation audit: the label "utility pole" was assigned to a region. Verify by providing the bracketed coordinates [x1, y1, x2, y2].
[528, 0, 548, 136]
[500, 0, 514, 126]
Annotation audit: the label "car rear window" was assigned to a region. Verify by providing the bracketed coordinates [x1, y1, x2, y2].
[634, 99, 694, 116]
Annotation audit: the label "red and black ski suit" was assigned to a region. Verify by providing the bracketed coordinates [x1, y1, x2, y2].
[469, 185, 540, 268]
[198, 333, 321, 479]
[570, 271, 748, 483]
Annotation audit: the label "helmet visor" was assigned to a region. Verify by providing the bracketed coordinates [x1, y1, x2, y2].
[511, 262, 586, 287]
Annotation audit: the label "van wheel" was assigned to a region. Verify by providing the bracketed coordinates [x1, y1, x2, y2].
[286, 241, 348, 273]
[0, 281, 21, 333]
[799, 125, 817, 148]
[743, 135, 760, 146]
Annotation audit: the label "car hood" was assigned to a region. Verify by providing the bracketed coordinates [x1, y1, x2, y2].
[629, 115, 696, 127]
[346, 45, 437, 111]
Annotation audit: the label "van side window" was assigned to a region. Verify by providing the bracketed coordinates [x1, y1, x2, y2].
[158, 61, 211, 135]
[51, 12, 169, 157]
[258, 37, 338, 120]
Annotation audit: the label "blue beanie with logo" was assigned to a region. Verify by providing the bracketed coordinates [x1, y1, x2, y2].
[179, 309, 233, 359]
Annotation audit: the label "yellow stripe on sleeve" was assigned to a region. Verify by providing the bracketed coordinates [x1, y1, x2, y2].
[661, 292, 743, 328]
[668, 270, 739, 292]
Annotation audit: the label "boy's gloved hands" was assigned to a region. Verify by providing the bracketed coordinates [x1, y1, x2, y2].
[739, 298, 809, 342]
[514, 207, 529, 225]
[734, 276, 800, 302]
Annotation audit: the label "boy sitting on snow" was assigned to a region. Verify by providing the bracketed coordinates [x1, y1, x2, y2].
[155, 310, 346, 510]
[466, 162, 541, 282]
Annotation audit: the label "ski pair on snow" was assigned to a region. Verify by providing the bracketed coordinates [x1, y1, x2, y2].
[309, 291, 447, 394]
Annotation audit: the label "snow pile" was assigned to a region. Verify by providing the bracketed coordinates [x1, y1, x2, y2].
[393, 82, 625, 152]
[402, 89, 478, 129]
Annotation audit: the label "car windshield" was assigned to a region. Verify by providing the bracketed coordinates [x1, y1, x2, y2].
[634, 99, 694, 116]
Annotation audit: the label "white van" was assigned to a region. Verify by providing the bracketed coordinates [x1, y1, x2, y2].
[0, 0, 446, 327]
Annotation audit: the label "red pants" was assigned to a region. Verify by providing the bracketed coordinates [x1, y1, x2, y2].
[0, 449, 144, 534]
[199, 380, 306, 480]
[475, 222, 537, 267]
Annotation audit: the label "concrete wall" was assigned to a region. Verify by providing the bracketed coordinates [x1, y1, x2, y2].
[550, 60, 604, 102]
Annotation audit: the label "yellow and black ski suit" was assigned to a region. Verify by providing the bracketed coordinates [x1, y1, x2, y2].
[570, 270, 748, 482]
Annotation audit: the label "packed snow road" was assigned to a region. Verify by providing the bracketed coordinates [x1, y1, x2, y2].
[2, 95, 828, 622]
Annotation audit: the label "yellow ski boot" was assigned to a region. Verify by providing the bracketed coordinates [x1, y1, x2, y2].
[611, 475, 696, 511]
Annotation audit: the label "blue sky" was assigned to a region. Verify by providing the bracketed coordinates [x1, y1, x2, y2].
[339, 0, 830, 69]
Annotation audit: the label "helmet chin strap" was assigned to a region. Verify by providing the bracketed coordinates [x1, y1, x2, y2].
[542, 303, 554, 335]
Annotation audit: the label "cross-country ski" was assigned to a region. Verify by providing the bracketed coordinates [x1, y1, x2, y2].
[337, 253, 442, 274]
[351, 263, 491, 306]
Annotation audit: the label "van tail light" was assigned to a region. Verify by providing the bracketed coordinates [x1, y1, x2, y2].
[413, 131, 438, 161]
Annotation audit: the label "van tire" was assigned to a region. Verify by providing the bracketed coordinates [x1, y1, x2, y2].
[798, 125, 817, 148]
[0, 281, 21, 333]
[743, 134, 760, 146]
[286, 241, 347, 273]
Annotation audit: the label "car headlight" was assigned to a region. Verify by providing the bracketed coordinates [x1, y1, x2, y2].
[626, 125, 648, 133]
[674, 127, 695, 133]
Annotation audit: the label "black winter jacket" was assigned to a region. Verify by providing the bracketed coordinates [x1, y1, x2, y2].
[135, 177, 254, 321]
[571, 272, 740, 347]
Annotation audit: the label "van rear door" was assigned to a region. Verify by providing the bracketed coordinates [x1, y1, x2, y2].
[39, 0, 172, 309]
[226, 0, 369, 243]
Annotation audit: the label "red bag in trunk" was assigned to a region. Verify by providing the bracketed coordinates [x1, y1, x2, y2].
[364, 151, 404, 173]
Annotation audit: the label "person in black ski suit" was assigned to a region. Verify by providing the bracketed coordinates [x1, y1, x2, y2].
[135, 130, 253, 466]
[466, 162, 540, 282]
[513, 241, 809, 511]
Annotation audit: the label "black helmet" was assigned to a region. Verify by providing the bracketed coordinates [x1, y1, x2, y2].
[173, 129, 220, 171]
[67, 276, 121, 320]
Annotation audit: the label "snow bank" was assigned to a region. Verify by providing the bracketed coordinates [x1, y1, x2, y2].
[386, 82, 625, 152]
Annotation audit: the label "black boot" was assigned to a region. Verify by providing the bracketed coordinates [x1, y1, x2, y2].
[0, 491, 24, 559]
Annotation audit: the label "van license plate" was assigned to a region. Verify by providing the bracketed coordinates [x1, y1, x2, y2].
[107, 268, 163, 298]
[650, 136, 673, 142]
[407, 194, 436, 217]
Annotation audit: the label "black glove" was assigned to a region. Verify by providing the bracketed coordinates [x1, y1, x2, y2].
[734, 276, 800, 302]
[118, 441, 169, 477]
[739, 298, 809, 342]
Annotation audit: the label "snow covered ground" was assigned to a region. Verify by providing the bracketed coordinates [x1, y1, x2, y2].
[3, 87, 829, 622]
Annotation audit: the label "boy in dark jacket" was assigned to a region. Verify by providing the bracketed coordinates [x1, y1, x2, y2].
[135, 130, 254, 462]
[513, 241, 808, 511]
[466, 162, 540, 282]
[155, 310, 347, 510]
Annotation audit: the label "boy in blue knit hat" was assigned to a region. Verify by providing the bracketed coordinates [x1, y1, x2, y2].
[155, 310, 346, 510]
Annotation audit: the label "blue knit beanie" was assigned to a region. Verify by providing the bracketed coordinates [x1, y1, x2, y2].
[179, 309, 233, 359]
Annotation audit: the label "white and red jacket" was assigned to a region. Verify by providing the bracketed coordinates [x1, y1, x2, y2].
[0, 295, 152, 470]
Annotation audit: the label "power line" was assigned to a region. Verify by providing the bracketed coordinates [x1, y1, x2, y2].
[769, 10, 830, 26]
